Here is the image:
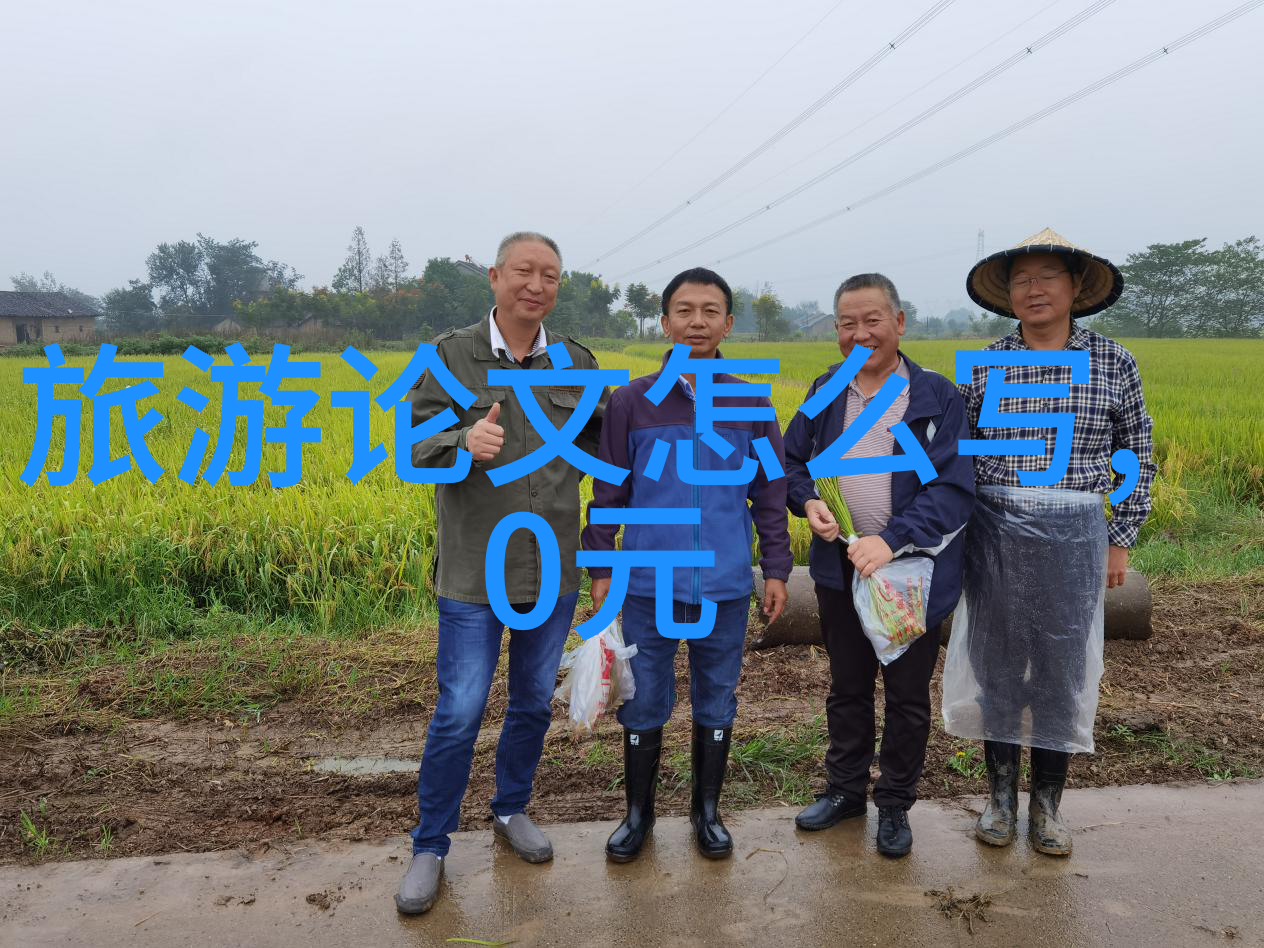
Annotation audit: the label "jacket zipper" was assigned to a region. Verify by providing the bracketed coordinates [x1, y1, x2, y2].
[691, 393, 701, 606]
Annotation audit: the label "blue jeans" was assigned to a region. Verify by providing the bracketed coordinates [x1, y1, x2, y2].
[616, 594, 750, 731]
[411, 592, 578, 856]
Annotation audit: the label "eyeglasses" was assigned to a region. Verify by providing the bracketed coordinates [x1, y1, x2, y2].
[1008, 270, 1069, 293]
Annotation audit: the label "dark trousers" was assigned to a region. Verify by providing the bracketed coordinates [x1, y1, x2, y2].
[815, 567, 940, 809]
[616, 594, 750, 731]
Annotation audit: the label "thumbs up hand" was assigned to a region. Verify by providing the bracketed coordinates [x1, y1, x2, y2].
[467, 401, 505, 462]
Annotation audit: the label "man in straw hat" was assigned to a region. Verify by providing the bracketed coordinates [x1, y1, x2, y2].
[942, 227, 1155, 857]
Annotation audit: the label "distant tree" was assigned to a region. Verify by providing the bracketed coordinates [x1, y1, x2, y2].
[971, 310, 1013, 339]
[938, 307, 977, 338]
[10, 271, 100, 313]
[1108, 239, 1210, 337]
[624, 281, 660, 337]
[731, 287, 755, 333]
[333, 226, 372, 294]
[416, 257, 494, 333]
[145, 234, 294, 314]
[550, 272, 629, 338]
[100, 279, 159, 333]
[370, 256, 392, 294]
[384, 239, 409, 292]
[370, 238, 410, 294]
[753, 292, 791, 342]
[1193, 236, 1264, 337]
[899, 298, 918, 331]
[145, 240, 205, 310]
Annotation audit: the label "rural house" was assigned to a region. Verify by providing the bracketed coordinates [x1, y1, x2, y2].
[0, 291, 98, 346]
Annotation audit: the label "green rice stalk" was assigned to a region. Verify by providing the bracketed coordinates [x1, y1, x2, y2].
[814, 476, 857, 540]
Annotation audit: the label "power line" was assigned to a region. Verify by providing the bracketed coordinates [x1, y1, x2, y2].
[582, 0, 958, 269]
[707, 0, 1264, 267]
[614, 0, 1118, 279]
[703, 0, 1061, 217]
[576, 0, 849, 237]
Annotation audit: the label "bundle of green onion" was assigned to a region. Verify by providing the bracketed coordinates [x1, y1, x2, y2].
[814, 476, 857, 541]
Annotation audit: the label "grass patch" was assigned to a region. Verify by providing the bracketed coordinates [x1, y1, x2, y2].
[18, 800, 57, 859]
[659, 717, 827, 806]
[1103, 724, 1260, 781]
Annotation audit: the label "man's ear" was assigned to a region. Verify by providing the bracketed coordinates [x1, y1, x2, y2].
[660, 315, 670, 337]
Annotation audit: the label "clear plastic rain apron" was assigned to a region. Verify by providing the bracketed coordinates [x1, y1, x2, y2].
[942, 485, 1108, 753]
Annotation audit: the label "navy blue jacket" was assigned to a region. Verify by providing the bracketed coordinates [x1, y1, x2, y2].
[582, 360, 793, 604]
[784, 353, 975, 629]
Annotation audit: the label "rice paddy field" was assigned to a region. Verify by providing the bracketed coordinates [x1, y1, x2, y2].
[1, 338, 1261, 645]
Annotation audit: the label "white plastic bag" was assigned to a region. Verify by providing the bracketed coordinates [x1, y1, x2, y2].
[553, 619, 638, 732]
[851, 555, 935, 666]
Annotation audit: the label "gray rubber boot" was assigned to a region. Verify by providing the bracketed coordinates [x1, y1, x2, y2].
[1029, 747, 1072, 856]
[975, 741, 1020, 847]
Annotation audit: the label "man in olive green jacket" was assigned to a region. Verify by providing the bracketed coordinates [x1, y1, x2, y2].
[395, 232, 608, 916]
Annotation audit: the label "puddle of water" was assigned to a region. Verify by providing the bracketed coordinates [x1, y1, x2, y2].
[311, 756, 418, 775]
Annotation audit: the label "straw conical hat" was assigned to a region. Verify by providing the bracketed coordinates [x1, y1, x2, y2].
[967, 227, 1124, 318]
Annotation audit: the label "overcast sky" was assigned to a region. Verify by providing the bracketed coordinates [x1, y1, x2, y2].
[4, 0, 1263, 318]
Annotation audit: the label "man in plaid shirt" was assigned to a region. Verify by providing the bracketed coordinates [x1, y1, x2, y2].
[944, 227, 1155, 860]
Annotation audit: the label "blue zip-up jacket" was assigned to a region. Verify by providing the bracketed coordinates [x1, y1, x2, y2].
[784, 353, 975, 629]
[582, 355, 793, 604]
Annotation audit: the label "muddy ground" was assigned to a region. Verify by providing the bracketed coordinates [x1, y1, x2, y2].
[2, 580, 1261, 863]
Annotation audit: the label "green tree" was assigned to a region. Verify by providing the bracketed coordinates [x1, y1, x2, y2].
[370, 238, 410, 294]
[145, 234, 294, 314]
[731, 287, 754, 333]
[416, 257, 494, 333]
[753, 292, 791, 341]
[100, 279, 158, 333]
[1194, 237, 1264, 337]
[333, 226, 372, 294]
[1107, 239, 1211, 337]
[899, 298, 918, 334]
[624, 281, 661, 337]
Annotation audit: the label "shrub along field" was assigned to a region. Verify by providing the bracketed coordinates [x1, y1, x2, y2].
[1, 338, 1261, 862]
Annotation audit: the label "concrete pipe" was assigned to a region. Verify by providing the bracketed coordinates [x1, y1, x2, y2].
[747, 565, 1152, 649]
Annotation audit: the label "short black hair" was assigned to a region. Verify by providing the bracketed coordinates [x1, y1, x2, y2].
[661, 267, 733, 315]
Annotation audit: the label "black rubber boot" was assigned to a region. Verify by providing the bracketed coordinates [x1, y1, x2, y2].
[690, 723, 733, 859]
[605, 728, 662, 862]
[974, 741, 1020, 847]
[1029, 747, 1072, 856]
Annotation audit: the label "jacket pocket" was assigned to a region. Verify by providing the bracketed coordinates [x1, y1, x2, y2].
[546, 387, 583, 426]
[466, 386, 509, 422]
